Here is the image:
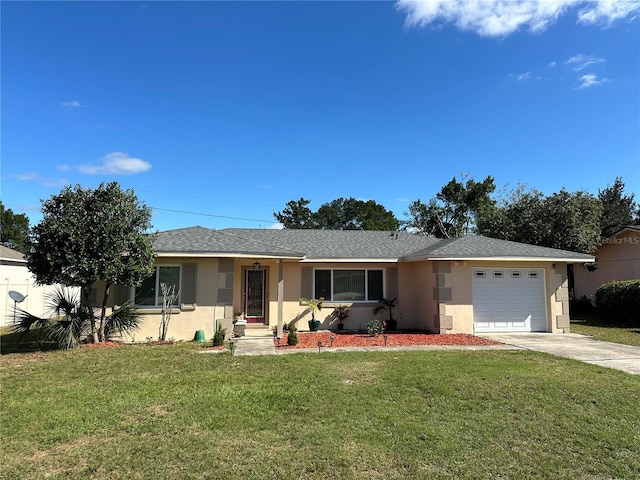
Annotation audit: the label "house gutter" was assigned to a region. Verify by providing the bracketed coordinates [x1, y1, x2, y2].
[404, 255, 596, 263]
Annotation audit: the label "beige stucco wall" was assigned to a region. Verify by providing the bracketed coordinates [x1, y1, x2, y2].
[232, 260, 403, 332]
[122, 257, 223, 342]
[573, 230, 640, 303]
[426, 260, 567, 334]
[123, 256, 573, 341]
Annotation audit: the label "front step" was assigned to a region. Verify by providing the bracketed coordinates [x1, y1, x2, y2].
[242, 326, 274, 338]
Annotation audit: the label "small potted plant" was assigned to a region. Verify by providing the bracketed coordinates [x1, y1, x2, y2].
[373, 297, 398, 331]
[331, 304, 351, 331]
[300, 297, 323, 331]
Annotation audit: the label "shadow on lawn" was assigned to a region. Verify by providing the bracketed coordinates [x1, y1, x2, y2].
[0, 328, 58, 355]
[571, 312, 640, 334]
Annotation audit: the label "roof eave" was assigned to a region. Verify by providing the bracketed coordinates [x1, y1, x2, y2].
[156, 252, 305, 260]
[299, 257, 400, 263]
[408, 255, 595, 262]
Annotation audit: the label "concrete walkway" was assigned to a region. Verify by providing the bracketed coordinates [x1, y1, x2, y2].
[479, 333, 640, 375]
[228, 333, 640, 376]
[229, 336, 518, 356]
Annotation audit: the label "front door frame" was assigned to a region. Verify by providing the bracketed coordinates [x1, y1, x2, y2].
[243, 267, 268, 324]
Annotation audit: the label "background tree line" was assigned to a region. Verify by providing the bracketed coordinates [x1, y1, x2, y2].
[274, 176, 639, 254]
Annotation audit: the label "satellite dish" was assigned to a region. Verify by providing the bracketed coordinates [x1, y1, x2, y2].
[8, 291, 26, 303]
[8, 290, 27, 325]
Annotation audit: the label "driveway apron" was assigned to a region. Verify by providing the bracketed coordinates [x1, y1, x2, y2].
[479, 333, 640, 375]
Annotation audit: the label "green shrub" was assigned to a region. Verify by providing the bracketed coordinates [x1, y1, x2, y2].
[287, 323, 298, 346]
[595, 280, 640, 326]
[367, 319, 385, 337]
[571, 295, 595, 316]
[212, 322, 226, 347]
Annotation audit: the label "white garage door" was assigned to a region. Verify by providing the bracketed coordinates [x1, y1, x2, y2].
[472, 268, 547, 333]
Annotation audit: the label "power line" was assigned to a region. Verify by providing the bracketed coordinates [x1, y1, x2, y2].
[150, 206, 273, 224]
[138, 189, 281, 208]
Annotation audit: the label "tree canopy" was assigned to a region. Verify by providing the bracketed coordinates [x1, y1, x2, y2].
[598, 177, 637, 238]
[275, 197, 399, 231]
[403, 175, 496, 238]
[26, 182, 156, 342]
[274, 198, 316, 229]
[0, 201, 30, 252]
[477, 185, 603, 254]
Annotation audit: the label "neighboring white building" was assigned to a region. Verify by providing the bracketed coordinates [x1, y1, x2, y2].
[0, 246, 70, 327]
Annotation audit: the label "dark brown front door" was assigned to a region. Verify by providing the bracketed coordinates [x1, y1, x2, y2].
[244, 268, 266, 324]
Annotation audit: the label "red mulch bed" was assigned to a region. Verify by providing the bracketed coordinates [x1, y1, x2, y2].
[274, 331, 501, 349]
[80, 341, 122, 349]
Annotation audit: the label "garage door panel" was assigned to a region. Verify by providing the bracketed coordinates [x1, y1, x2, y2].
[473, 268, 547, 333]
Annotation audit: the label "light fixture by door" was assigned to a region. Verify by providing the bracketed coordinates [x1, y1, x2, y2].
[253, 261, 261, 271]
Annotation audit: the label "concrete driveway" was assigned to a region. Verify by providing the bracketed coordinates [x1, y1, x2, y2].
[479, 333, 640, 375]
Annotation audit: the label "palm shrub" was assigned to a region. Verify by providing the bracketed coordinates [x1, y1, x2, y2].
[373, 297, 398, 330]
[12, 286, 142, 349]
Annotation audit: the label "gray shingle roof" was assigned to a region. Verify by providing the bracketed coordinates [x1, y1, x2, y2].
[153, 227, 594, 262]
[222, 228, 439, 259]
[153, 226, 304, 257]
[406, 235, 595, 261]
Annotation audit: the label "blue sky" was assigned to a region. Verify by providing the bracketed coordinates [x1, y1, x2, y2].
[2, 1, 639, 232]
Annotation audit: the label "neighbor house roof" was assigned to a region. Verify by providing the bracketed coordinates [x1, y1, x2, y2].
[605, 225, 640, 240]
[0, 246, 27, 264]
[153, 226, 595, 263]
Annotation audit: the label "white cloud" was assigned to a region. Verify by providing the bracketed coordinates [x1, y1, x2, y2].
[56, 164, 71, 171]
[548, 61, 557, 67]
[516, 72, 532, 81]
[267, 223, 285, 230]
[79, 152, 152, 175]
[13, 172, 40, 181]
[576, 73, 609, 88]
[564, 53, 606, 71]
[396, 0, 639, 37]
[12, 172, 68, 187]
[60, 100, 86, 109]
[577, 0, 640, 25]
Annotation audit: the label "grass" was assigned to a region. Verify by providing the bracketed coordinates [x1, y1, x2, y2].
[570, 311, 640, 347]
[1, 334, 639, 479]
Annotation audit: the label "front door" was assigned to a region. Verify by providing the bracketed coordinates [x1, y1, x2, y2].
[244, 268, 266, 324]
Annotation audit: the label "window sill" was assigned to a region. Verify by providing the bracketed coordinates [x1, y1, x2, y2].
[134, 307, 182, 315]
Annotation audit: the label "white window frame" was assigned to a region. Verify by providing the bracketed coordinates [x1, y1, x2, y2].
[133, 265, 182, 307]
[313, 268, 385, 303]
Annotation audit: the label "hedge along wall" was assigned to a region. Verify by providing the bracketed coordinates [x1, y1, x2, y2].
[595, 279, 640, 326]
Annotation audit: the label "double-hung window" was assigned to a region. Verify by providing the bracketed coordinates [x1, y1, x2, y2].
[135, 266, 181, 307]
[314, 269, 383, 302]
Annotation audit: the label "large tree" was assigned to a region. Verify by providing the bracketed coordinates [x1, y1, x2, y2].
[315, 197, 399, 230]
[275, 197, 399, 231]
[598, 177, 637, 238]
[404, 175, 496, 237]
[0, 201, 30, 252]
[477, 185, 603, 254]
[274, 198, 317, 229]
[26, 182, 156, 343]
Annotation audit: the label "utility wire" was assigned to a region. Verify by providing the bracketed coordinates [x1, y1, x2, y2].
[150, 206, 273, 224]
[138, 189, 281, 208]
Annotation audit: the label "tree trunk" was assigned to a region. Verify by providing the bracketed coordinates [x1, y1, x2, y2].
[98, 282, 111, 343]
[82, 284, 98, 344]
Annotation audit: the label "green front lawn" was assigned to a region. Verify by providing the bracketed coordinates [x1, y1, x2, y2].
[571, 312, 640, 347]
[1, 342, 639, 479]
